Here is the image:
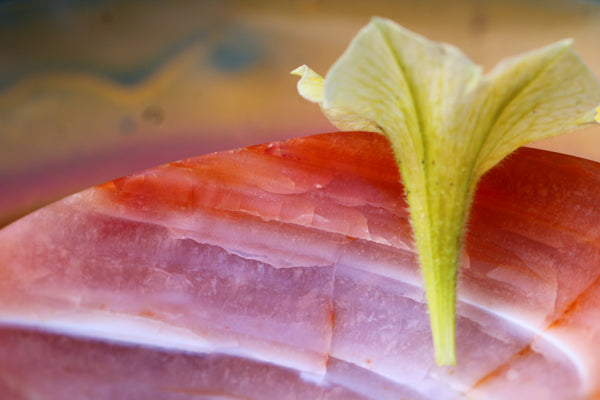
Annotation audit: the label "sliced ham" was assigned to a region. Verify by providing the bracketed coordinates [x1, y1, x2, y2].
[1, 131, 599, 399]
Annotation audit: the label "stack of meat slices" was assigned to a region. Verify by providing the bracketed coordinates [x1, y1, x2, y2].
[1, 131, 600, 400]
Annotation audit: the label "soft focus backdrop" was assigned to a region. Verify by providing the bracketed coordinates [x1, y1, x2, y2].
[1, 0, 599, 227]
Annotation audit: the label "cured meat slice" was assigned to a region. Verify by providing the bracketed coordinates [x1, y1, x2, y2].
[1, 131, 600, 399]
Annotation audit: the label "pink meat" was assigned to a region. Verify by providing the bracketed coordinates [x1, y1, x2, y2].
[0, 131, 599, 399]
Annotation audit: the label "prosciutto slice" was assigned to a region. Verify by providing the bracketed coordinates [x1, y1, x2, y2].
[1, 131, 600, 399]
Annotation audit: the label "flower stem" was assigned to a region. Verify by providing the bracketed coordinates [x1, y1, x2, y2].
[400, 156, 474, 366]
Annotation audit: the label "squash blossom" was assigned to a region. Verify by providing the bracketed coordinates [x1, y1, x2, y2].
[292, 17, 600, 366]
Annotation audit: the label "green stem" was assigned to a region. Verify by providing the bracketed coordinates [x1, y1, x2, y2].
[401, 158, 474, 366]
[420, 241, 459, 366]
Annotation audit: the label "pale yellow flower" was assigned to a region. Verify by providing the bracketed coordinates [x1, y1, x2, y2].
[292, 17, 600, 366]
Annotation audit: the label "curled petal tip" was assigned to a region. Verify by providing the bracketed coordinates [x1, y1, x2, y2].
[290, 65, 307, 76]
[290, 65, 325, 103]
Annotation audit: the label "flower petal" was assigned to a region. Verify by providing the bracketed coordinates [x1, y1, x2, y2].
[318, 17, 488, 366]
[323, 18, 481, 167]
[292, 17, 600, 366]
[468, 40, 600, 178]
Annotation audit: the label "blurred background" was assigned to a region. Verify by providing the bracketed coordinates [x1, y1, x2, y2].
[1, 0, 599, 227]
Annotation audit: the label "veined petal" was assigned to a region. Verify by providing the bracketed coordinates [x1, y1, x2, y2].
[323, 18, 482, 169]
[468, 40, 600, 178]
[292, 17, 600, 366]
